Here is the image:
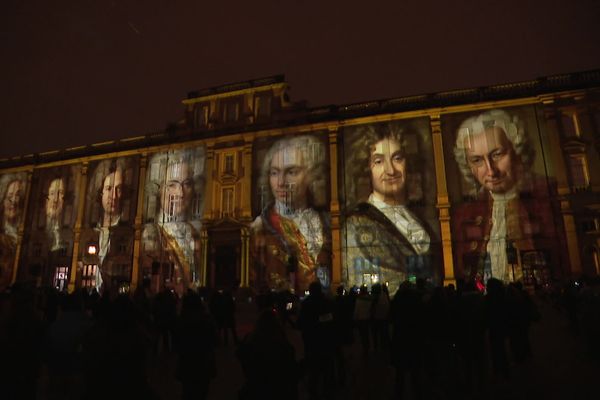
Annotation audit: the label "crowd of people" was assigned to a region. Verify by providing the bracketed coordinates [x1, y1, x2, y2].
[0, 276, 599, 400]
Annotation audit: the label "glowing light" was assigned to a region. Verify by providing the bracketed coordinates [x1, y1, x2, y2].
[87, 245, 97, 255]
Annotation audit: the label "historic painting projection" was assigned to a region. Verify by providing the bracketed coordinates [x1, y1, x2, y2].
[79, 156, 139, 292]
[443, 107, 565, 286]
[0, 171, 27, 291]
[20, 165, 80, 290]
[141, 147, 206, 295]
[341, 119, 441, 293]
[251, 134, 331, 293]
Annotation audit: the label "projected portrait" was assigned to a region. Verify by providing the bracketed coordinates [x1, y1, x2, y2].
[80, 157, 138, 292]
[0, 172, 27, 291]
[142, 147, 205, 294]
[342, 120, 440, 293]
[251, 134, 331, 292]
[19, 165, 79, 288]
[447, 108, 563, 284]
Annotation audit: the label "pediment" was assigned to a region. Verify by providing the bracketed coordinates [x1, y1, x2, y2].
[209, 217, 247, 232]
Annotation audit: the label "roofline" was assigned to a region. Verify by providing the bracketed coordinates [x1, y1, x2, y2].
[185, 74, 286, 100]
[2, 69, 599, 170]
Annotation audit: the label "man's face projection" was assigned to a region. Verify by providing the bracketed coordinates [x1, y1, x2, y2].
[162, 161, 194, 220]
[269, 146, 310, 210]
[101, 170, 123, 218]
[465, 127, 519, 194]
[46, 178, 65, 219]
[370, 137, 406, 204]
[3, 179, 25, 222]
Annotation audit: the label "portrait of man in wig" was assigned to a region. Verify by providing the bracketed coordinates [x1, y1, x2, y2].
[44, 176, 67, 252]
[142, 147, 205, 294]
[251, 134, 331, 292]
[343, 122, 434, 293]
[86, 158, 133, 291]
[452, 108, 560, 283]
[0, 173, 26, 291]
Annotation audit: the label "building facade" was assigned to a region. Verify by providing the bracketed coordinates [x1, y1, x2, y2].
[1, 72, 600, 295]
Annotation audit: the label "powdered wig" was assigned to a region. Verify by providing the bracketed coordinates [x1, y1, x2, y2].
[453, 109, 534, 189]
[88, 158, 131, 206]
[257, 134, 328, 209]
[346, 122, 419, 204]
[0, 172, 27, 223]
[85, 157, 132, 225]
[145, 147, 206, 222]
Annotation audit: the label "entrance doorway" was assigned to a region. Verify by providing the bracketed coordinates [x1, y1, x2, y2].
[213, 245, 238, 288]
[206, 220, 244, 289]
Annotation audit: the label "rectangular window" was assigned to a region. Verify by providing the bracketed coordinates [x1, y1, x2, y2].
[117, 264, 130, 278]
[594, 110, 600, 136]
[561, 113, 579, 137]
[195, 103, 209, 127]
[568, 155, 589, 191]
[82, 264, 97, 288]
[167, 194, 181, 222]
[33, 243, 42, 257]
[581, 218, 600, 232]
[284, 183, 296, 212]
[63, 204, 73, 226]
[146, 196, 156, 223]
[192, 194, 203, 218]
[593, 249, 600, 276]
[58, 244, 68, 257]
[310, 142, 323, 164]
[222, 101, 240, 123]
[222, 188, 234, 217]
[37, 206, 45, 228]
[259, 184, 270, 210]
[255, 95, 271, 118]
[121, 199, 130, 222]
[53, 266, 69, 291]
[224, 154, 234, 174]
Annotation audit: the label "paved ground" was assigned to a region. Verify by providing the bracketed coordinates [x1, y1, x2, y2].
[145, 298, 599, 400]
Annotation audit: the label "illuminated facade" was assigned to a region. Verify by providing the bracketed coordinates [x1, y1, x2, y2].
[1, 72, 600, 294]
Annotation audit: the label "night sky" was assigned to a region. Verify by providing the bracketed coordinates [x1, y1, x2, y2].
[1, 0, 599, 159]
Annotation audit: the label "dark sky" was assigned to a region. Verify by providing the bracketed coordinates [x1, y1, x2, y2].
[1, 0, 599, 159]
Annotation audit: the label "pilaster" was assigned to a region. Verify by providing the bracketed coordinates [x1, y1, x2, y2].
[328, 126, 342, 287]
[11, 169, 33, 285]
[200, 228, 209, 286]
[68, 163, 88, 293]
[430, 115, 455, 285]
[131, 154, 147, 291]
[240, 227, 250, 287]
[542, 107, 582, 276]
[203, 143, 216, 221]
[561, 200, 582, 276]
[240, 138, 254, 220]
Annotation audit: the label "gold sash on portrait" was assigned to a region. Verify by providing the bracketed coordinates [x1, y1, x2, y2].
[278, 216, 315, 274]
[158, 225, 191, 287]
